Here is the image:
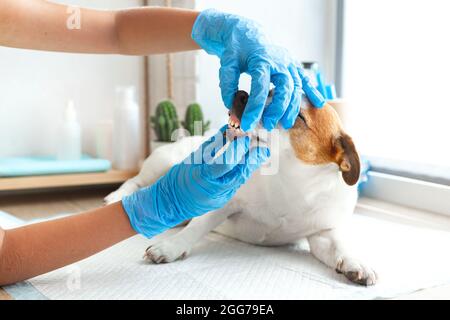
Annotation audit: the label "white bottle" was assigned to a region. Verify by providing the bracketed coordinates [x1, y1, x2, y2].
[57, 100, 82, 161]
[95, 120, 114, 161]
[113, 87, 141, 170]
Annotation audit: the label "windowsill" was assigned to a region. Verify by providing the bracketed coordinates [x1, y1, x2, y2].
[365, 156, 450, 186]
[361, 171, 450, 217]
[357, 196, 450, 232]
[356, 197, 450, 300]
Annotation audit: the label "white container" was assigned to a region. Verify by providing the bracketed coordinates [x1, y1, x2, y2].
[95, 120, 113, 161]
[151, 141, 173, 152]
[112, 86, 141, 170]
[57, 100, 82, 161]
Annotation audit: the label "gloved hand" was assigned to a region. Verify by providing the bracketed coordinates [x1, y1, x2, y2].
[122, 128, 270, 239]
[192, 9, 326, 132]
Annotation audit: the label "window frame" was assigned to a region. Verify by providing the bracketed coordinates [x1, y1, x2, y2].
[361, 172, 450, 217]
[337, 0, 450, 215]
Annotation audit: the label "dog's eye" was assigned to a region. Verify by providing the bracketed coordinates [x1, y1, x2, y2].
[298, 112, 307, 125]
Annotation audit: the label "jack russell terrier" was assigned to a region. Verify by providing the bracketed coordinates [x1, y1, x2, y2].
[105, 90, 377, 286]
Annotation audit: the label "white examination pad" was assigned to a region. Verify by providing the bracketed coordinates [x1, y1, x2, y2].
[28, 214, 450, 300]
[0, 210, 24, 229]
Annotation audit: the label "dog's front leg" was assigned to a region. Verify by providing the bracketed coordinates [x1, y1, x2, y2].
[308, 229, 377, 286]
[144, 204, 238, 263]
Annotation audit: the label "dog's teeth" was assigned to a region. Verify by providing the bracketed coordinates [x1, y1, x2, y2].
[230, 120, 235, 127]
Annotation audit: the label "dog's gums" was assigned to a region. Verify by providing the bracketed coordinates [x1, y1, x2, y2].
[226, 91, 249, 139]
[226, 90, 275, 140]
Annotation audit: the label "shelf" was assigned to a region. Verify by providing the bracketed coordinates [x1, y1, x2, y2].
[0, 170, 138, 192]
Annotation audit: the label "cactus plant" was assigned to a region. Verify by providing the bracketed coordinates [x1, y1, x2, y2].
[182, 103, 211, 136]
[151, 100, 180, 142]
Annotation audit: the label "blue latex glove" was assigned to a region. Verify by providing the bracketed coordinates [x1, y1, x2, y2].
[122, 128, 270, 239]
[192, 9, 326, 132]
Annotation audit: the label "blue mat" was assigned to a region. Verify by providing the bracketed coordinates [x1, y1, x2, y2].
[0, 155, 111, 177]
[3, 282, 48, 300]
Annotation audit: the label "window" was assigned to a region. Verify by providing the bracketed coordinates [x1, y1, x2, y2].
[341, 0, 450, 181]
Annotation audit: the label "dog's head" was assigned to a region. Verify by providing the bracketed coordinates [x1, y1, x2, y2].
[228, 90, 360, 186]
[290, 99, 360, 186]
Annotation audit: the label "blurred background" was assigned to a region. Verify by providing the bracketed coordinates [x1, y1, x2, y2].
[0, 0, 448, 200]
[1, 0, 450, 301]
[0, 0, 336, 157]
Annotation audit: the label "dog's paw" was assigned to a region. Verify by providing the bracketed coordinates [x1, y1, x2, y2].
[104, 192, 120, 205]
[144, 239, 190, 264]
[336, 257, 378, 286]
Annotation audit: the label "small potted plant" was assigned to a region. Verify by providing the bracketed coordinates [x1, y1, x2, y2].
[182, 103, 211, 136]
[150, 100, 181, 150]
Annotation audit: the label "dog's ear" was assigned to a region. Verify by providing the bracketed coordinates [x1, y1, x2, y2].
[334, 133, 361, 186]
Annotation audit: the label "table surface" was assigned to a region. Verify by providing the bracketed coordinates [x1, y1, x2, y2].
[1, 188, 450, 300]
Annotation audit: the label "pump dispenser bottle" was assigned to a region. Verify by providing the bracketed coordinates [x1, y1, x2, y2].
[57, 100, 82, 161]
[113, 86, 141, 170]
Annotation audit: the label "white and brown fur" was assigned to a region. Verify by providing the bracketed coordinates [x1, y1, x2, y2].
[105, 91, 377, 286]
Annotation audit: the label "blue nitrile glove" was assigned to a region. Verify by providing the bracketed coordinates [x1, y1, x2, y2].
[192, 9, 326, 132]
[122, 127, 270, 239]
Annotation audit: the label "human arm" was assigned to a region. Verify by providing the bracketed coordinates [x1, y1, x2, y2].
[0, 202, 136, 286]
[0, 0, 199, 54]
[0, 130, 269, 285]
[0, 1, 324, 132]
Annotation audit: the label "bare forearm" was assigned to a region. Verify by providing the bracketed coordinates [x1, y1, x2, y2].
[0, 0, 118, 53]
[116, 7, 200, 55]
[0, 202, 136, 286]
[0, 0, 199, 54]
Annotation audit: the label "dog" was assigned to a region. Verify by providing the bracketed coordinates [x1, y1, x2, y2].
[105, 91, 377, 286]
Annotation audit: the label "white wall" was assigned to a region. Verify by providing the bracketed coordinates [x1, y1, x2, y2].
[342, 0, 450, 167]
[0, 0, 144, 158]
[195, 0, 337, 129]
[0, 0, 334, 157]
[147, 0, 197, 127]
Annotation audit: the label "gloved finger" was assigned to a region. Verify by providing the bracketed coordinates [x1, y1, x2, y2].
[224, 136, 250, 166]
[262, 68, 294, 131]
[224, 146, 271, 185]
[280, 64, 302, 129]
[240, 63, 271, 132]
[187, 125, 228, 165]
[204, 136, 250, 179]
[219, 56, 241, 109]
[297, 66, 326, 108]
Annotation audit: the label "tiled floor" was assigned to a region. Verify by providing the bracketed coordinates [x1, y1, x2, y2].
[1, 188, 449, 300]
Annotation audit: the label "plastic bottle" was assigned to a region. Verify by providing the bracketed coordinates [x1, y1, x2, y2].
[95, 120, 113, 161]
[112, 86, 141, 170]
[57, 100, 82, 161]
